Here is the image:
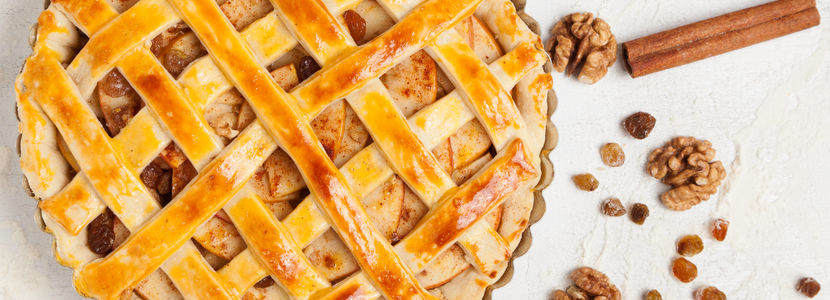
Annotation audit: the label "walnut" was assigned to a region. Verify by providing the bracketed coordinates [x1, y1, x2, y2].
[545, 13, 617, 84]
[569, 267, 621, 300]
[647, 137, 726, 211]
[552, 290, 573, 300]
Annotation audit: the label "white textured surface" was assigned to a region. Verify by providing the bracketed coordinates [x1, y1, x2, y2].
[0, 0, 828, 299]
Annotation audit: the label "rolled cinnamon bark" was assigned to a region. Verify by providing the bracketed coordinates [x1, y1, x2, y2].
[623, 0, 820, 78]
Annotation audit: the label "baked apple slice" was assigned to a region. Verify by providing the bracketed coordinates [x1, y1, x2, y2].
[304, 230, 360, 282]
[381, 50, 438, 117]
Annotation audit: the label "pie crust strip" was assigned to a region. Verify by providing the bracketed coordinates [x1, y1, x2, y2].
[164, 0, 436, 299]
[74, 121, 275, 299]
[290, 0, 484, 118]
[224, 187, 331, 299]
[321, 139, 536, 299]
[65, 0, 182, 100]
[35, 2, 275, 299]
[271, 0, 529, 279]
[19, 24, 235, 300]
[221, 43, 545, 294]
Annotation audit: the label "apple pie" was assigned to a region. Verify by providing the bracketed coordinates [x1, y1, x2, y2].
[16, 0, 555, 299]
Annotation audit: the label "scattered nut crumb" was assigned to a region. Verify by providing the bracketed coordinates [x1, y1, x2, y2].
[573, 173, 599, 191]
[569, 267, 622, 300]
[646, 137, 726, 211]
[694, 286, 726, 300]
[676, 234, 704, 257]
[671, 257, 698, 283]
[544, 12, 616, 84]
[624, 112, 656, 139]
[629, 203, 649, 225]
[601, 198, 626, 216]
[600, 143, 625, 167]
[797, 277, 821, 298]
[645, 289, 663, 300]
[711, 218, 729, 242]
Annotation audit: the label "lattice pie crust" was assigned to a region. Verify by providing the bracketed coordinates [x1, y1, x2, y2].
[16, 0, 555, 299]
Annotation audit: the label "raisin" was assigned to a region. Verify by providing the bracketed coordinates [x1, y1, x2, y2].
[797, 277, 821, 298]
[87, 210, 116, 255]
[600, 143, 625, 167]
[343, 10, 366, 42]
[99, 70, 134, 98]
[630, 203, 649, 225]
[711, 218, 729, 242]
[162, 48, 192, 78]
[254, 276, 275, 288]
[645, 289, 662, 300]
[140, 159, 166, 190]
[601, 198, 626, 216]
[676, 234, 704, 257]
[297, 56, 321, 82]
[694, 286, 726, 300]
[573, 173, 599, 191]
[671, 257, 698, 283]
[623, 112, 656, 139]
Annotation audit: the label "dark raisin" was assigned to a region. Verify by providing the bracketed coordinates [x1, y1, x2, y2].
[623, 112, 656, 139]
[297, 56, 321, 82]
[87, 210, 116, 255]
[171, 160, 197, 198]
[630, 203, 649, 225]
[140, 159, 166, 190]
[254, 276, 275, 288]
[343, 10, 367, 42]
[797, 277, 821, 298]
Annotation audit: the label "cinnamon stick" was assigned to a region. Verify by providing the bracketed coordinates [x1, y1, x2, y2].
[623, 0, 820, 78]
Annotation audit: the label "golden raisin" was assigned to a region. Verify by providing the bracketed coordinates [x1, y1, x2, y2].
[600, 143, 625, 167]
[797, 277, 821, 298]
[711, 218, 729, 242]
[645, 289, 662, 300]
[624, 112, 656, 139]
[343, 10, 366, 42]
[630, 203, 649, 225]
[676, 234, 704, 257]
[573, 173, 599, 191]
[602, 198, 626, 216]
[694, 286, 726, 300]
[671, 257, 698, 283]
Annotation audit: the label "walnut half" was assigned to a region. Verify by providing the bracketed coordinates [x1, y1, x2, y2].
[544, 13, 617, 84]
[647, 137, 726, 211]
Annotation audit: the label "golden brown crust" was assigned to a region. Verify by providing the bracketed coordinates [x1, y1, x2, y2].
[19, 0, 554, 299]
